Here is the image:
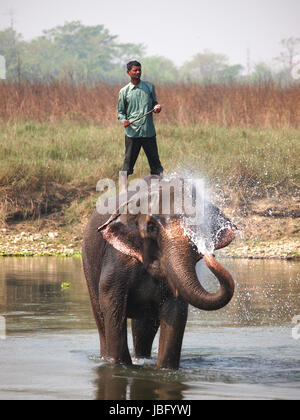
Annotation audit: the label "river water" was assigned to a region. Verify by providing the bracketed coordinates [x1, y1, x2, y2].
[0, 256, 299, 400]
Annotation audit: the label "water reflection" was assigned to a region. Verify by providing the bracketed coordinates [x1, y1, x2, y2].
[0, 257, 95, 334]
[94, 365, 189, 400]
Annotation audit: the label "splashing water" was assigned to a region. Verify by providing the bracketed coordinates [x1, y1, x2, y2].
[161, 170, 232, 255]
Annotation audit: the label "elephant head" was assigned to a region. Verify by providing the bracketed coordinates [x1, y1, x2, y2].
[97, 177, 236, 311]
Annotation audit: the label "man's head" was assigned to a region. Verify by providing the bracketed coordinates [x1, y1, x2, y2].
[127, 60, 142, 83]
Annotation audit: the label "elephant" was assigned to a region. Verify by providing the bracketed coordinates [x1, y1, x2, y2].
[82, 175, 237, 369]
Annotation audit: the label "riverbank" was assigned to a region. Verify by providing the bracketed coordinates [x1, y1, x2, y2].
[1, 120, 299, 260]
[1, 121, 300, 225]
[0, 207, 299, 260]
[0, 237, 299, 260]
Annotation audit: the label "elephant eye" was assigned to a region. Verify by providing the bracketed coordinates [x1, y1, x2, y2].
[147, 221, 157, 234]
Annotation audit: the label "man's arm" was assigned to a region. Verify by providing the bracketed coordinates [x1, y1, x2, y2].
[117, 90, 130, 126]
[151, 84, 162, 113]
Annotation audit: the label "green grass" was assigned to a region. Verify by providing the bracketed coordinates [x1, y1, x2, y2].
[1, 120, 299, 223]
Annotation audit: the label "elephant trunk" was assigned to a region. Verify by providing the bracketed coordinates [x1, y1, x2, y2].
[162, 228, 235, 311]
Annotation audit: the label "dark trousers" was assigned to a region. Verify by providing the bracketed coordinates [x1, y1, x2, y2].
[122, 135, 164, 176]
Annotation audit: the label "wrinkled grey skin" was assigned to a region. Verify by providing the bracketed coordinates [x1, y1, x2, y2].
[82, 176, 236, 369]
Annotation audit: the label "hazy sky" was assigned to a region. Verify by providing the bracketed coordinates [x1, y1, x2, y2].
[1, 0, 299, 69]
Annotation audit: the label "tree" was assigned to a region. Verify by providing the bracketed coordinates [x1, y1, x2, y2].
[0, 22, 146, 83]
[141, 56, 178, 84]
[179, 50, 238, 84]
[27, 21, 120, 82]
[249, 62, 273, 84]
[21, 36, 63, 82]
[217, 64, 243, 84]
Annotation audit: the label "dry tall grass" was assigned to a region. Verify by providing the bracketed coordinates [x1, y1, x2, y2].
[0, 81, 299, 128]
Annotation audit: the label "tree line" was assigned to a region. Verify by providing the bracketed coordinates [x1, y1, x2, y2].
[0, 21, 299, 85]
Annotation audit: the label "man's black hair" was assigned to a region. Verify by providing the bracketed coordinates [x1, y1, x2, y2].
[127, 60, 141, 71]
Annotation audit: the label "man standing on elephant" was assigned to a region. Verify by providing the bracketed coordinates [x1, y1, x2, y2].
[117, 60, 164, 193]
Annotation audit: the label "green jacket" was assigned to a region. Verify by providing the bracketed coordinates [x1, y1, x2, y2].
[117, 80, 158, 138]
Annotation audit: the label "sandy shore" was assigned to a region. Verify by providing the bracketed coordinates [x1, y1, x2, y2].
[218, 238, 300, 260]
[0, 227, 82, 257]
[0, 219, 299, 260]
[1, 196, 299, 259]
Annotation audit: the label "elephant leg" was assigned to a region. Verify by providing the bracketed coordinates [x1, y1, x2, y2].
[132, 317, 159, 359]
[82, 246, 106, 358]
[99, 279, 132, 365]
[94, 304, 106, 358]
[156, 297, 188, 370]
[104, 316, 132, 365]
[84, 277, 106, 357]
[85, 276, 106, 357]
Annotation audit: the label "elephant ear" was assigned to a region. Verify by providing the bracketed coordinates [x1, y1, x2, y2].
[97, 198, 143, 263]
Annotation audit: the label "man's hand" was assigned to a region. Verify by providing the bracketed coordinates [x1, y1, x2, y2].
[123, 120, 131, 127]
[153, 104, 162, 113]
